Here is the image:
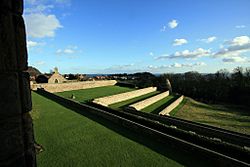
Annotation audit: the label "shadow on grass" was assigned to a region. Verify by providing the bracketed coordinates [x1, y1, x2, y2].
[191, 101, 250, 116]
[37, 93, 211, 167]
[150, 96, 179, 114]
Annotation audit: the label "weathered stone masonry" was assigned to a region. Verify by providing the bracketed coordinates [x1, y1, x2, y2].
[31, 80, 117, 93]
[129, 91, 169, 110]
[159, 95, 184, 116]
[93, 87, 157, 106]
[0, 1, 36, 166]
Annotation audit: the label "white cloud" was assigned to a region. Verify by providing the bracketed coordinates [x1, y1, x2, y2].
[171, 63, 182, 68]
[56, 49, 74, 55]
[199, 36, 217, 43]
[24, 13, 62, 38]
[160, 26, 167, 32]
[148, 62, 206, 70]
[156, 48, 210, 60]
[26, 0, 71, 5]
[64, 49, 74, 54]
[55, 0, 71, 5]
[169, 62, 206, 68]
[235, 25, 246, 29]
[27, 40, 45, 49]
[149, 52, 154, 56]
[173, 38, 188, 46]
[222, 57, 247, 63]
[229, 36, 250, 46]
[35, 61, 46, 65]
[214, 36, 250, 58]
[26, 0, 37, 4]
[27, 40, 38, 48]
[155, 54, 169, 60]
[103, 64, 142, 73]
[56, 45, 78, 55]
[25, 4, 54, 14]
[168, 20, 178, 29]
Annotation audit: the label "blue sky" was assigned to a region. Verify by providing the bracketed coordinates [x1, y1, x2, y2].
[24, 0, 250, 74]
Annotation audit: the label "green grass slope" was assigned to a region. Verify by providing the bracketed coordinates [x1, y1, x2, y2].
[142, 95, 177, 114]
[56, 86, 134, 103]
[173, 97, 250, 135]
[32, 92, 195, 167]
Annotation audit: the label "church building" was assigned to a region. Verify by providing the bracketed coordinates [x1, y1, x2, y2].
[48, 67, 67, 84]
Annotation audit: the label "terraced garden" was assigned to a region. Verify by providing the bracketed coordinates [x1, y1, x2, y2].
[57, 86, 181, 115]
[56, 86, 250, 135]
[32, 92, 208, 167]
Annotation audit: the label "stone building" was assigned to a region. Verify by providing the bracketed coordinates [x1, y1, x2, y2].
[48, 67, 67, 84]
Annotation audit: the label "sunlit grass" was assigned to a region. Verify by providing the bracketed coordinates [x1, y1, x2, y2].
[173, 97, 250, 135]
[56, 85, 135, 103]
[31, 92, 188, 167]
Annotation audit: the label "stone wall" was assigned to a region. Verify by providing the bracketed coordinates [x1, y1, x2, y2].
[0, 0, 36, 166]
[93, 87, 157, 106]
[31, 80, 117, 93]
[159, 95, 184, 116]
[129, 91, 169, 110]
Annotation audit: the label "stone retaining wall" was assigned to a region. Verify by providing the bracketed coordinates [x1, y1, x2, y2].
[31, 80, 117, 93]
[159, 95, 184, 116]
[129, 91, 169, 110]
[93, 87, 157, 106]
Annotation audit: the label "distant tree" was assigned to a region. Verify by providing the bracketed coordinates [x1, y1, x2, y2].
[133, 72, 156, 88]
[67, 74, 77, 80]
[35, 75, 48, 83]
[156, 67, 250, 106]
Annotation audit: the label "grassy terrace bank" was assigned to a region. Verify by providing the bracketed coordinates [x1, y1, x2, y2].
[56, 85, 135, 103]
[109, 91, 160, 110]
[173, 97, 250, 135]
[31, 92, 209, 167]
[141, 95, 177, 114]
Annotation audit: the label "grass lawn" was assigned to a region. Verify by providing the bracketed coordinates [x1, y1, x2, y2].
[173, 97, 250, 135]
[109, 91, 160, 110]
[141, 95, 177, 114]
[31, 92, 211, 167]
[56, 85, 134, 103]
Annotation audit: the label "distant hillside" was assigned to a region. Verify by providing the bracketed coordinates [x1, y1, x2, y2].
[26, 66, 42, 76]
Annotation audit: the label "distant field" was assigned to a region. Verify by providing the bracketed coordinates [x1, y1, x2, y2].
[141, 95, 176, 114]
[56, 85, 134, 103]
[172, 97, 250, 135]
[110, 91, 160, 110]
[31, 92, 210, 167]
